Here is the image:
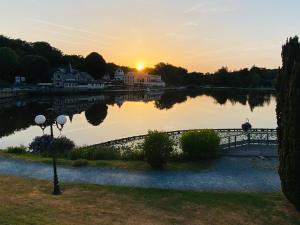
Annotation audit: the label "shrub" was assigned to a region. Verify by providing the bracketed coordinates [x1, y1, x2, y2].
[121, 147, 144, 161]
[29, 135, 75, 156]
[68, 146, 120, 161]
[143, 131, 173, 169]
[52, 136, 75, 155]
[29, 135, 53, 154]
[5, 146, 27, 154]
[181, 130, 220, 160]
[72, 159, 89, 167]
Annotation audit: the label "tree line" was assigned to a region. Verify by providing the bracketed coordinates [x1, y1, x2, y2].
[152, 63, 277, 88]
[0, 35, 109, 84]
[0, 35, 277, 87]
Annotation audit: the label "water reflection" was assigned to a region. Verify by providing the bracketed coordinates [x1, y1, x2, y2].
[0, 90, 275, 140]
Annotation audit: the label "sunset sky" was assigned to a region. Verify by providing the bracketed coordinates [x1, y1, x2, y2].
[0, 0, 299, 72]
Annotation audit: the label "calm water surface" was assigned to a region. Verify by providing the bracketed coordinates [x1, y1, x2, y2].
[0, 90, 276, 148]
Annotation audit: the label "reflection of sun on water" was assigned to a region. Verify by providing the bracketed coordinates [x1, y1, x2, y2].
[136, 62, 145, 71]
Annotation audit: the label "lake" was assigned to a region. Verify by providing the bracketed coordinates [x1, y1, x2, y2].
[0, 90, 277, 148]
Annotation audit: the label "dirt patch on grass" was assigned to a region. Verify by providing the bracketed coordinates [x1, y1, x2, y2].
[0, 176, 300, 225]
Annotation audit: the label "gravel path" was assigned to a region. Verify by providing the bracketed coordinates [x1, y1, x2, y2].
[0, 156, 280, 192]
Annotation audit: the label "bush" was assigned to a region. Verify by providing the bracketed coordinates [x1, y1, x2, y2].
[29, 135, 53, 154]
[52, 136, 75, 155]
[5, 146, 27, 154]
[143, 131, 173, 169]
[121, 147, 144, 161]
[181, 130, 220, 160]
[68, 146, 120, 161]
[72, 159, 89, 167]
[29, 135, 75, 156]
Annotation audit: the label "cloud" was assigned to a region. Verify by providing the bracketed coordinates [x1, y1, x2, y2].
[28, 18, 119, 40]
[164, 33, 195, 40]
[45, 30, 111, 46]
[183, 21, 199, 27]
[185, 1, 234, 14]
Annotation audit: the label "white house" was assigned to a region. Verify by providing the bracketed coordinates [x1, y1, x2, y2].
[52, 64, 105, 90]
[124, 72, 166, 88]
[114, 68, 125, 81]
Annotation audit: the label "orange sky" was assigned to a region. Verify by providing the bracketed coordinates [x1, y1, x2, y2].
[1, 0, 299, 72]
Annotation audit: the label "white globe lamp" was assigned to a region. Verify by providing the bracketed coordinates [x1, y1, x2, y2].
[35, 115, 46, 125]
[56, 115, 67, 126]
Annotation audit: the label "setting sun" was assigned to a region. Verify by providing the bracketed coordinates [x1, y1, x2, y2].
[136, 62, 145, 71]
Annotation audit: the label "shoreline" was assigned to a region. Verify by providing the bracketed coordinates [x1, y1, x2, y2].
[1, 86, 276, 99]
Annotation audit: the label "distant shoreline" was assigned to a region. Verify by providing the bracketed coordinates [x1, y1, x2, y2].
[0, 85, 276, 99]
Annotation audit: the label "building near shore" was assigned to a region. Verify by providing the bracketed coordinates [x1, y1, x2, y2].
[114, 68, 125, 81]
[124, 72, 166, 87]
[52, 64, 104, 89]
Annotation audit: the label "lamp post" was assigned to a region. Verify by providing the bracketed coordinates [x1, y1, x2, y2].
[34, 114, 67, 195]
[242, 119, 252, 145]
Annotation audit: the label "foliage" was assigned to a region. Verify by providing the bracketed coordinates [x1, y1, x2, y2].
[29, 135, 75, 156]
[143, 130, 173, 169]
[20, 55, 50, 83]
[29, 135, 53, 154]
[276, 36, 300, 210]
[62, 54, 84, 70]
[154, 62, 188, 86]
[68, 146, 121, 160]
[120, 147, 144, 161]
[72, 159, 89, 167]
[153, 62, 277, 88]
[181, 130, 220, 160]
[0, 47, 18, 82]
[84, 52, 107, 79]
[5, 146, 27, 154]
[32, 42, 63, 67]
[52, 136, 75, 154]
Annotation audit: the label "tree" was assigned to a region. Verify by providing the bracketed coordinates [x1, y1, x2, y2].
[276, 36, 300, 210]
[84, 52, 106, 79]
[154, 63, 188, 86]
[0, 47, 18, 83]
[62, 55, 84, 70]
[20, 55, 50, 83]
[32, 42, 63, 67]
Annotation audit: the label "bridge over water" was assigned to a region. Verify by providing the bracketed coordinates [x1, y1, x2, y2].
[92, 128, 277, 155]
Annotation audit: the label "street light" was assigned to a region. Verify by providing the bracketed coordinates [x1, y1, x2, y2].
[34, 114, 67, 195]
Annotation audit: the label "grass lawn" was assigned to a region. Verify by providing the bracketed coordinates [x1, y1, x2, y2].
[0, 152, 215, 171]
[0, 175, 299, 225]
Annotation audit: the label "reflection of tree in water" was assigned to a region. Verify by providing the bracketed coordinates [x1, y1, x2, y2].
[155, 92, 188, 109]
[0, 102, 50, 138]
[85, 103, 108, 126]
[154, 90, 273, 111]
[208, 90, 248, 106]
[0, 97, 110, 139]
[0, 91, 275, 139]
[248, 93, 271, 111]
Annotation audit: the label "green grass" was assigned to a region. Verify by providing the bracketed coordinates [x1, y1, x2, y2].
[0, 151, 215, 171]
[0, 175, 299, 225]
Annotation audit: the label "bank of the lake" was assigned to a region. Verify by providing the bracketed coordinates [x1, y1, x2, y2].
[0, 175, 298, 225]
[0, 151, 212, 171]
[0, 153, 280, 192]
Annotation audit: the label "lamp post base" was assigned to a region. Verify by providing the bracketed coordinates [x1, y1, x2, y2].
[53, 188, 62, 196]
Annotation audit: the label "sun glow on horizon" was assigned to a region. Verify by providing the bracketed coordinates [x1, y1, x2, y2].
[136, 62, 145, 71]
